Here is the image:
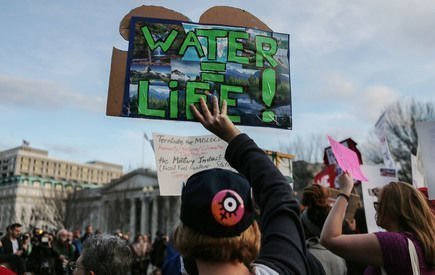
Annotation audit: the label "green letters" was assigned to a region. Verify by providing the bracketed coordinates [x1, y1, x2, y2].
[220, 85, 243, 123]
[256, 36, 278, 68]
[138, 81, 165, 118]
[179, 31, 205, 58]
[196, 29, 228, 60]
[228, 31, 249, 65]
[141, 26, 179, 53]
[186, 82, 210, 120]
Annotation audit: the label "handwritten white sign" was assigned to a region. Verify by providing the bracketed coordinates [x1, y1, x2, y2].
[361, 165, 397, 233]
[416, 121, 435, 199]
[153, 133, 233, 195]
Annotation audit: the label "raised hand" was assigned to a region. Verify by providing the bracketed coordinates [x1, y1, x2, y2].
[190, 96, 240, 142]
[338, 172, 354, 196]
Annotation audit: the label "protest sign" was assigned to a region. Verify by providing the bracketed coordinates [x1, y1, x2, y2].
[327, 188, 360, 220]
[416, 121, 435, 200]
[361, 165, 398, 233]
[411, 154, 425, 189]
[327, 136, 368, 182]
[153, 133, 233, 195]
[107, 6, 291, 129]
[265, 150, 294, 188]
[124, 18, 291, 129]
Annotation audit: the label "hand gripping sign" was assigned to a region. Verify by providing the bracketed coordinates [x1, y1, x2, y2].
[106, 6, 292, 129]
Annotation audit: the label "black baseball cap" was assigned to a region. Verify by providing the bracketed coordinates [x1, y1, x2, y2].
[180, 168, 254, 238]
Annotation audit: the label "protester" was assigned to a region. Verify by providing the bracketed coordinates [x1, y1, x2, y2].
[320, 173, 435, 274]
[130, 233, 151, 275]
[172, 97, 324, 274]
[71, 230, 82, 261]
[150, 232, 168, 270]
[27, 230, 58, 274]
[301, 184, 347, 275]
[53, 229, 75, 274]
[0, 223, 26, 275]
[80, 225, 93, 243]
[72, 234, 132, 275]
[0, 224, 24, 257]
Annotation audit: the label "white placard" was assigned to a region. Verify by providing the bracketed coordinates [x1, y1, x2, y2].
[153, 133, 233, 196]
[361, 165, 398, 233]
[411, 154, 425, 189]
[416, 121, 435, 200]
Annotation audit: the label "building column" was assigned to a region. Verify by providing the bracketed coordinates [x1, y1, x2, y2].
[129, 198, 135, 237]
[140, 198, 148, 234]
[151, 198, 158, 238]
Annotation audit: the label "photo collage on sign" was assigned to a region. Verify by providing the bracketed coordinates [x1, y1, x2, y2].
[124, 18, 292, 129]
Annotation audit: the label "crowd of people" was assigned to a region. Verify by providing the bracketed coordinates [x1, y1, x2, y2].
[1, 97, 434, 275]
[0, 224, 169, 275]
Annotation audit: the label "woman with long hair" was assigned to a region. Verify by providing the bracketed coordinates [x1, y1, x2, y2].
[320, 172, 435, 274]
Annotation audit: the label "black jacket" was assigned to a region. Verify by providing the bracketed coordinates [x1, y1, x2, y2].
[0, 236, 23, 255]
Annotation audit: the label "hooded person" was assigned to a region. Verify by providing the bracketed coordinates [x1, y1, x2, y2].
[172, 96, 324, 275]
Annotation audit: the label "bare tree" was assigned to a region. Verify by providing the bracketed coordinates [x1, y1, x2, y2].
[364, 99, 435, 182]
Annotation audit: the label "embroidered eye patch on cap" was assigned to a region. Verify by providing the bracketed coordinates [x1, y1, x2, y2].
[180, 168, 254, 238]
[211, 189, 245, 226]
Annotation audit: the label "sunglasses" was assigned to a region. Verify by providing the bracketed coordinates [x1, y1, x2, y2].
[373, 201, 381, 210]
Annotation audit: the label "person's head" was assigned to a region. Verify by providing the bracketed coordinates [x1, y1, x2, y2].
[134, 234, 144, 244]
[301, 184, 331, 238]
[22, 232, 31, 243]
[57, 229, 69, 243]
[173, 168, 260, 266]
[301, 184, 330, 209]
[73, 234, 132, 275]
[376, 182, 435, 266]
[85, 225, 93, 235]
[73, 229, 81, 239]
[8, 223, 22, 239]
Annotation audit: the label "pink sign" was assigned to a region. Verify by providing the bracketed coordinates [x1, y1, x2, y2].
[327, 136, 368, 182]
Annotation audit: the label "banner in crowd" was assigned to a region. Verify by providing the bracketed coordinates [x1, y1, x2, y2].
[361, 165, 398, 233]
[416, 121, 435, 199]
[265, 150, 294, 188]
[153, 133, 233, 195]
[411, 153, 425, 189]
[374, 112, 396, 169]
[121, 18, 291, 129]
[327, 136, 368, 181]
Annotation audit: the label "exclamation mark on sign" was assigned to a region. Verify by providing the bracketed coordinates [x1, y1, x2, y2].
[261, 68, 276, 123]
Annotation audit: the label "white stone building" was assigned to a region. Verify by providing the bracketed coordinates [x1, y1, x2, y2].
[68, 168, 180, 238]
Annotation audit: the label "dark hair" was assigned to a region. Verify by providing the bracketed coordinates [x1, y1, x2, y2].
[301, 185, 331, 231]
[9, 223, 22, 230]
[82, 234, 132, 275]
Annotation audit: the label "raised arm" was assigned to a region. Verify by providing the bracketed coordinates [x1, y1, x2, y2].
[190, 97, 309, 274]
[320, 172, 383, 266]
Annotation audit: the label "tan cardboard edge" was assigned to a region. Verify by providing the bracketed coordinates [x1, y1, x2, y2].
[106, 47, 127, 116]
[328, 188, 361, 220]
[108, 6, 191, 116]
[119, 5, 191, 41]
[199, 6, 272, 32]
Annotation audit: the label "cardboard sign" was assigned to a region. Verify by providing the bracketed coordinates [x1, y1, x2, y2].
[327, 136, 368, 182]
[153, 133, 234, 195]
[327, 188, 360, 220]
[416, 121, 435, 199]
[118, 17, 291, 129]
[360, 165, 398, 233]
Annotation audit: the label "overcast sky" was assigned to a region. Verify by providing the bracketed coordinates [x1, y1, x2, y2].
[1, 0, 434, 171]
